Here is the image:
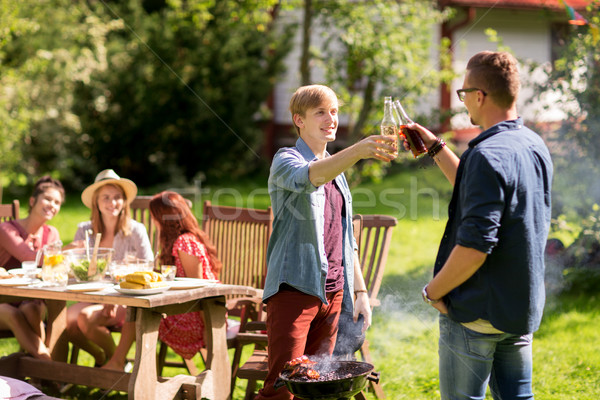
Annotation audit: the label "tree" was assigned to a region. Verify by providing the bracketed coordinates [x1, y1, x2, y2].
[0, 0, 114, 194]
[0, 0, 295, 192]
[293, 0, 453, 182]
[72, 0, 295, 186]
[534, 3, 600, 217]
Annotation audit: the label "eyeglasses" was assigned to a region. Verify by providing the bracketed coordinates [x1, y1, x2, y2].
[456, 88, 487, 102]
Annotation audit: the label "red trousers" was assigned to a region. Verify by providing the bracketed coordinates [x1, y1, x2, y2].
[255, 287, 343, 400]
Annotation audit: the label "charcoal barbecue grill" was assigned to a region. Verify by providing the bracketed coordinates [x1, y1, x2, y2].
[274, 360, 380, 400]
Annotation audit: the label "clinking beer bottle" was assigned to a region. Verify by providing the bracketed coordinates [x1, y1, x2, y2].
[393, 99, 427, 158]
[380, 96, 398, 157]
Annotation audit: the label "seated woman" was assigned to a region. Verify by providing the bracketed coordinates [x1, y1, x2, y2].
[0, 176, 65, 360]
[103, 191, 221, 370]
[65, 169, 153, 366]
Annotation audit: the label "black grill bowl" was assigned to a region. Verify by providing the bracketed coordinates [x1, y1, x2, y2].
[274, 361, 380, 400]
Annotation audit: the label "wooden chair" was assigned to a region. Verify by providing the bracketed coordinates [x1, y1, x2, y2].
[129, 195, 158, 255]
[201, 200, 273, 292]
[0, 199, 20, 222]
[352, 214, 397, 399]
[232, 214, 397, 400]
[157, 200, 273, 378]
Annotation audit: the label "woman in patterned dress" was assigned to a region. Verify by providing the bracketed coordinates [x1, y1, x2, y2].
[103, 191, 221, 369]
[150, 191, 221, 357]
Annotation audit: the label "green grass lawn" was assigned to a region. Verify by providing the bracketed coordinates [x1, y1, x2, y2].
[2, 165, 599, 399]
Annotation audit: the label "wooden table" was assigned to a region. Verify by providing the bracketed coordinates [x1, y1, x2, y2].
[0, 281, 261, 400]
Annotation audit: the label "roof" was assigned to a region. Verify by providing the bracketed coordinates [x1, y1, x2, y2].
[439, 0, 592, 11]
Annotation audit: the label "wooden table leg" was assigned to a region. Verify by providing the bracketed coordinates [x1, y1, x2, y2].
[202, 297, 230, 400]
[45, 299, 68, 361]
[129, 307, 161, 399]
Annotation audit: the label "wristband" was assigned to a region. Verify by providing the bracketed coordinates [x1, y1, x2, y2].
[428, 138, 446, 158]
[355, 289, 368, 295]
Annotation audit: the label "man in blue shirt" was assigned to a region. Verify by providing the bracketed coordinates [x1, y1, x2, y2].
[256, 84, 397, 400]
[408, 52, 553, 399]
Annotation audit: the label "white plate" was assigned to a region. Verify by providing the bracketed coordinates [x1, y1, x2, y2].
[114, 284, 171, 296]
[0, 278, 32, 286]
[8, 268, 42, 276]
[169, 278, 218, 290]
[66, 282, 113, 292]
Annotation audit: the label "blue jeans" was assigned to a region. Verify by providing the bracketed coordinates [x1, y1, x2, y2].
[438, 314, 534, 400]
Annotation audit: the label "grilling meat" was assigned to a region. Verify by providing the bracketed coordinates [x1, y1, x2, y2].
[282, 355, 320, 380]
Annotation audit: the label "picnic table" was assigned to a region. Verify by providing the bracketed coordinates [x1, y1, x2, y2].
[0, 281, 261, 400]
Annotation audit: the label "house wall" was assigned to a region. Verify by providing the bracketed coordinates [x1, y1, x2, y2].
[449, 8, 568, 131]
[268, 5, 570, 155]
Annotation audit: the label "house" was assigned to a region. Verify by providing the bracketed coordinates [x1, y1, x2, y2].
[264, 0, 592, 156]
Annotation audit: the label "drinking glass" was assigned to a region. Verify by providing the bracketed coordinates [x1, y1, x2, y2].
[160, 265, 176, 281]
[41, 241, 68, 286]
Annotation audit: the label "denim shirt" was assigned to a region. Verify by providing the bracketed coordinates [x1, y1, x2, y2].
[434, 118, 553, 335]
[263, 137, 358, 311]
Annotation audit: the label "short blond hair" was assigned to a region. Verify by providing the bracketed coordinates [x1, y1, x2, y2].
[289, 85, 338, 135]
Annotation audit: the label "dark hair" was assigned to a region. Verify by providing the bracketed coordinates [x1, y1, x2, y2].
[29, 176, 65, 212]
[466, 51, 520, 109]
[149, 191, 222, 277]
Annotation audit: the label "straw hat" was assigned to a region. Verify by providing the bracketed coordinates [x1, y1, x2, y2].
[81, 169, 137, 209]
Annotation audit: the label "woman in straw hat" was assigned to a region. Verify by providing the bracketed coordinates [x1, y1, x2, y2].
[65, 169, 153, 366]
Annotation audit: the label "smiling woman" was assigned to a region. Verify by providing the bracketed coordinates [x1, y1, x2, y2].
[63, 169, 154, 367]
[0, 176, 65, 270]
[0, 175, 65, 361]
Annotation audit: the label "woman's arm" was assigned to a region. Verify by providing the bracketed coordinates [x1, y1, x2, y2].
[0, 223, 37, 262]
[177, 250, 204, 279]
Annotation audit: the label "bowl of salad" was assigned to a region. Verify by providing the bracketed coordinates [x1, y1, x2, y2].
[64, 248, 114, 282]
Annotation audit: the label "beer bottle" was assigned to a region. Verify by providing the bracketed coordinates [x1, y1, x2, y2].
[380, 96, 398, 157]
[393, 99, 427, 158]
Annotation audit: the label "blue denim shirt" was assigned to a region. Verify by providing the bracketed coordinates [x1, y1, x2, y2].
[434, 118, 553, 335]
[263, 138, 357, 311]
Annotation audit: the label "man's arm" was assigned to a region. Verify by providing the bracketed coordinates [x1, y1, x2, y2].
[424, 245, 487, 314]
[407, 123, 460, 185]
[308, 135, 396, 187]
[352, 250, 372, 332]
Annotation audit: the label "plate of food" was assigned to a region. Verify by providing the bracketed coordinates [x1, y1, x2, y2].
[114, 271, 170, 295]
[0, 267, 12, 279]
[114, 285, 170, 296]
[66, 282, 113, 292]
[169, 278, 219, 290]
[0, 277, 32, 287]
[8, 268, 42, 278]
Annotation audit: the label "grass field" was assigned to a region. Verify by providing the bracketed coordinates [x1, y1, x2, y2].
[2, 164, 599, 399]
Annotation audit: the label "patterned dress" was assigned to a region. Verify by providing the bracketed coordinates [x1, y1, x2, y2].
[158, 233, 217, 359]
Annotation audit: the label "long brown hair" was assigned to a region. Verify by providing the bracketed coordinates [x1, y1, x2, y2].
[149, 191, 221, 277]
[90, 183, 132, 236]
